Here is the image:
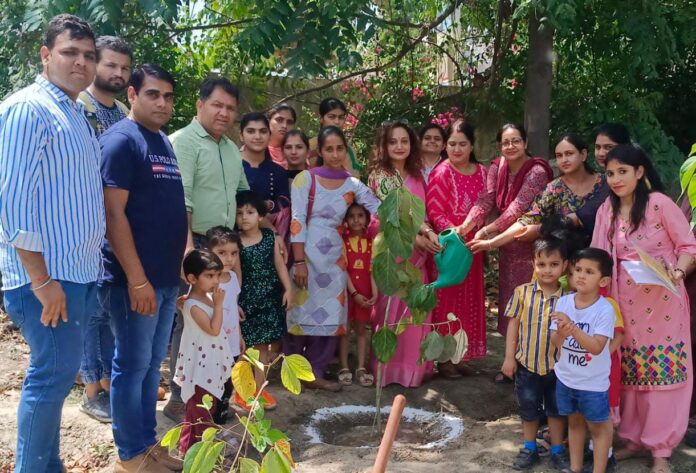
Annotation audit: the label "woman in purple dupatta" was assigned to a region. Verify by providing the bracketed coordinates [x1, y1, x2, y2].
[286, 126, 380, 391]
[367, 121, 441, 387]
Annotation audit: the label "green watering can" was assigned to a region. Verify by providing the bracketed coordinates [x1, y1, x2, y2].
[428, 228, 473, 289]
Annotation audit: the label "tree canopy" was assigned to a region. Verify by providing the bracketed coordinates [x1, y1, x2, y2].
[1, 0, 694, 182]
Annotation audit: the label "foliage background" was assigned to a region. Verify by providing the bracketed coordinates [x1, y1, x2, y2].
[1, 0, 694, 185]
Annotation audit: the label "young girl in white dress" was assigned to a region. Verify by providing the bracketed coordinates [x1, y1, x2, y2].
[174, 250, 233, 454]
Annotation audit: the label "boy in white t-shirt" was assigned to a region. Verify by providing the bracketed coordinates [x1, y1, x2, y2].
[206, 226, 246, 422]
[551, 248, 615, 473]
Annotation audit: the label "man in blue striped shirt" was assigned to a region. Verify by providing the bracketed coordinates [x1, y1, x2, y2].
[0, 14, 105, 473]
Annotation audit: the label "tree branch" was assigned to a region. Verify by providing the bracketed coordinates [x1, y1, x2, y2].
[274, 0, 463, 104]
[359, 12, 424, 29]
[167, 18, 257, 34]
[422, 39, 466, 89]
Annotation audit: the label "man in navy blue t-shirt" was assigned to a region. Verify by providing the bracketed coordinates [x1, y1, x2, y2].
[99, 63, 186, 473]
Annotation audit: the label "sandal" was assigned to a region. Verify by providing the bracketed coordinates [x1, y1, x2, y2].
[439, 362, 463, 379]
[355, 368, 374, 387]
[338, 368, 353, 386]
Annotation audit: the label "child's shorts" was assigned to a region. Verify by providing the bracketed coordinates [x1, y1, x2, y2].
[556, 380, 609, 423]
[514, 362, 560, 421]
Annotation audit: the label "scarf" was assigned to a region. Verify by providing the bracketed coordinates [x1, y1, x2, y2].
[493, 156, 554, 212]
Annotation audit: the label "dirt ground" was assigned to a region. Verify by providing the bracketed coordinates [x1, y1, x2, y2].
[0, 313, 695, 473]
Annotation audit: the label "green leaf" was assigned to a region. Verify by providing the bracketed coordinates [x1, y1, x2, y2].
[373, 250, 400, 295]
[260, 446, 292, 473]
[420, 331, 444, 362]
[438, 334, 457, 363]
[240, 458, 261, 473]
[201, 427, 218, 442]
[451, 329, 469, 363]
[372, 327, 398, 363]
[267, 428, 288, 443]
[280, 359, 301, 395]
[244, 348, 265, 370]
[406, 284, 437, 313]
[411, 308, 428, 325]
[377, 187, 401, 228]
[282, 354, 315, 381]
[160, 426, 182, 454]
[199, 394, 213, 411]
[240, 457, 261, 473]
[182, 442, 204, 473]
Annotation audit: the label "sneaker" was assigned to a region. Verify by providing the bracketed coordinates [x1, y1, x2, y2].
[79, 392, 111, 423]
[148, 443, 184, 471]
[581, 453, 617, 473]
[163, 399, 186, 424]
[512, 448, 540, 470]
[114, 452, 171, 473]
[550, 452, 570, 471]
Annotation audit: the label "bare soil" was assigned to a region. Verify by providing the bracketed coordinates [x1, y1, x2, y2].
[0, 313, 695, 473]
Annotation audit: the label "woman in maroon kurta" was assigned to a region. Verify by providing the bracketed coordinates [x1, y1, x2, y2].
[465, 124, 553, 345]
[426, 122, 488, 378]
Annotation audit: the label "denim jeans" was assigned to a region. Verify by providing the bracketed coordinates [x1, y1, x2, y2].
[109, 285, 178, 460]
[4, 281, 97, 473]
[78, 285, 114, 385]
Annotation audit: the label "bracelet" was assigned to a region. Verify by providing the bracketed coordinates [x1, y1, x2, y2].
[129, 280, 150, 290]
[425, 228, 434, 234]
[293, 260, 306, 266]
[675, 268, 686, 279]
[31, 278, 53, 292]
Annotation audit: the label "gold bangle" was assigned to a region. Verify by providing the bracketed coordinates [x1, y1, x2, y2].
[129, 280, 149, 290]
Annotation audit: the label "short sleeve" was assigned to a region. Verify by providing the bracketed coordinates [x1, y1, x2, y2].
[593, 300, 615, 339]
[100, 131, 136, 190]
[171, 131, 197, 212]
[352, 178, 381, 215]
[605, 297, 624, 329]
[503, 285, 524, 319]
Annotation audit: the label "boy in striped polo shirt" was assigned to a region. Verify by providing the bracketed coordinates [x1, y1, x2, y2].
[502, 237, 570, 470]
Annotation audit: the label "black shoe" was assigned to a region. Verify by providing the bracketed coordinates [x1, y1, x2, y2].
[550, 452, 570, 471]
[581, 452, 617, 473]
[513, 448, 541, 470]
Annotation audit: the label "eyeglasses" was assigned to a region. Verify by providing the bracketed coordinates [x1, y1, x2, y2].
[500, 138, 524, 148]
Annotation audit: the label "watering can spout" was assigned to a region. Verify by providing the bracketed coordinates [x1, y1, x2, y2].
[427, 229, 473, 289]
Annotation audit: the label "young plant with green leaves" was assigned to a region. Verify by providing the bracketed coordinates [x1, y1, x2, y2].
[160, 348, 313, 473]
[371, 188, 469, 398]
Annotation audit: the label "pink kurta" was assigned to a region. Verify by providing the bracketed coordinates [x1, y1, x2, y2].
[369, 171, 433, 387]
[426, 161, 488, 360]
[467, 159, 551, 336]
[592, 193, 696, 457]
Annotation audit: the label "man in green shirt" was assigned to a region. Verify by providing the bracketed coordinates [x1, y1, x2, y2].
[164, 78, 248, 421]
[170, 78, 249, 251]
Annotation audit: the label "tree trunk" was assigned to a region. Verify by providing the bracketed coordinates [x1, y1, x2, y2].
[523, 10, 554, 159]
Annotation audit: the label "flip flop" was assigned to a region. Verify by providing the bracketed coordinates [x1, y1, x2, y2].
[355, 368, 374, 387]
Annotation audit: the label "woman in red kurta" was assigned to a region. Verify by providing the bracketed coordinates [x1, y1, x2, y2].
[427, 122, 488, 378]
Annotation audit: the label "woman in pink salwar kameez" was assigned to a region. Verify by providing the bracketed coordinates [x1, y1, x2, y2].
[591, 144, 696, 473]
[368, 121, 441, 387]
[426, 122, 488, 379]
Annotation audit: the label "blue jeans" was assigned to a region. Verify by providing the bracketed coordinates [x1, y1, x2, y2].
[4, 281, 97, 473]
[556, 379, 610, 423]
[78, 285, 114, 385]
[109, 285, 177, 460]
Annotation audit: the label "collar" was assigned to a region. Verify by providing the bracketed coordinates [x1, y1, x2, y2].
[532, 280, 564, 298]
[190, 117, 230, 143]
[35, 75, 71, 103]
